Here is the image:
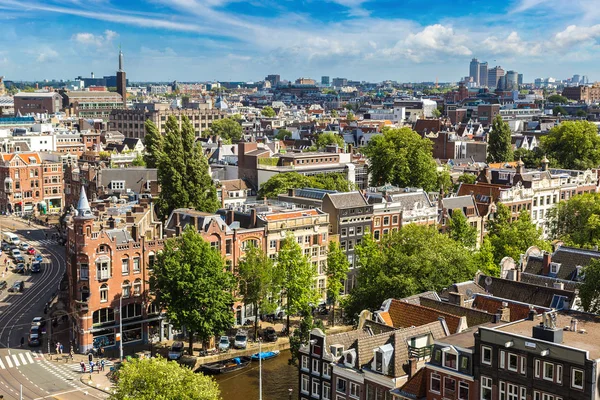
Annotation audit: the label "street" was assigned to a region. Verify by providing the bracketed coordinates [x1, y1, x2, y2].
[0, 217, 109, 400]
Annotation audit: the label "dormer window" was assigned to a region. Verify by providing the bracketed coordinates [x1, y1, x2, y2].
[372, 344, 393, 375]
[442, 347, 458, 370]
[375, 351, 383, 372]
[550, 262, 561, 275]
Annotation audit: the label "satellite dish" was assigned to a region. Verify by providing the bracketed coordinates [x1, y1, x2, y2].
[466, 289, 474, 298]
[485, 276, 493, 286]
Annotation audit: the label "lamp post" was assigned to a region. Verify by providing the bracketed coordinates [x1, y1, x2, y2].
[258, 339, 262, 400]
[119, 294, 123, 362]
[288, 388, 293, 400]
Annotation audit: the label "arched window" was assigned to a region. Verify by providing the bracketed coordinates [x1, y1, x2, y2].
[132, 253, 141, 273]
[93, 308, 115, 325]
[148, 251, 156, 270]
[133, 278, 142, 296]
[148, 302, 160, 315]
[99, 284, 108, 303]
[81, 286, 90, 302]
[121, 255, 130, 275]
[122, 280, 131, 298]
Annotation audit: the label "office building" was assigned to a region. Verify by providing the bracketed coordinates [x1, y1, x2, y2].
[265, 74, 280, 87]
[479, 62, 488, 87]
[13, 92, 62, 115]
[518, 73, 524, 86]
[332, 78, 348, 88]
[487, 66, 505, 90]
[469, 58, 480, 85]
[505, 70, 519, 91]
[321, 76, 330, 86]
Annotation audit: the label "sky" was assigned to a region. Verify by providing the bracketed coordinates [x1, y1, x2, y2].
[0, 0, 599, 83]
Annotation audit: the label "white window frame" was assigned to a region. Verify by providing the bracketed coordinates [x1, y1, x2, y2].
[301, 374, 309, 394]
[430, 373, 441, 394]
[481, 346, 492, 365]
[543, 361, 554, 382]
[500, 350, 505, 369]
[499, 381, 505, 400]
[312, 359, 320, 375]
[301, 356, 309, 371]
[458, 381, 469, 400]
[520, 387, 526, 400]
[507, 383, 519, 400]
[323, 363, 331, 378]
[349, 382, 360, 399]
[312, 380, 320, 397]
[336, 377, 346, 394]
[443, 350, 458, 370]
[556, 364, 562, 384]
[481, 376, 492, 400]
[571, 368, 584, 390]
[520, 356, 526, 375]
[323, 383, 331, 400]
[535, 359, 541, 378]
[508, 353, 518, 372]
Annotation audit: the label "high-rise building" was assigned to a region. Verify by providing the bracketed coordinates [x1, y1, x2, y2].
[321, 76, 330, 86]
[332, 77, 348, 87]
[265, 74, 280, 87]
[505, 70, 519, 91]
[469, 58, 480, 85]
[572, 74, 581, 85]
[518, 73, 524, 86]
[479, 62, 488, 87]
[487, 66, 505, 90]
[116, 48, 127, 108]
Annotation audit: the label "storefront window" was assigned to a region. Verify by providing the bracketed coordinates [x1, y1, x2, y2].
[123, 323, 143, 343]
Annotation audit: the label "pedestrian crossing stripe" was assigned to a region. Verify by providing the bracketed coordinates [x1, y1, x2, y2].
[0, 358, 5, 369]
[25, 352, 34, 363]
[5, 355, 12, 368]
[18, 353, 26, 365]
[11, 354, 19, 367]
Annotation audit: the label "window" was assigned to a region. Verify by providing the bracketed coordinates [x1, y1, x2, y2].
[340, 241, 346, 250]
[348, 227, 355, 235]
[122, 281, 131, 298]
[301, 375, 309, 394]
[507, 383, 519, 400]
[301, 356, 309, 370]
[481, 346, 492, 365]
[373, 230, 380, 240]
[392, 215, 399, 225]
[444, 377, 456, 397]
[508, 353, 518, 372]
[520, 387, 526, 400]
[270, 240, 277, 249]
[312, 359, 320, 375]
[312, 380, 320, 397]
[556, 364, 562, 384]
[460, 356, 469, 370]
[336, 378, 346, 394]
[99, 284, 108, 302]
[430, 373, 441, 394]
[356, 226, 362, 235]
[133, 279, 142, 296]
[375, 351, 383, 372]
[122, 257, 130, 275]
[535, 359, 541, 378]
[132, 257, 140, 273]
[572, 368, 584, 390]
[500, 381, 505, 400]
[341, 228, 347, 236]
[323, 363, 331, 378]
[323, 383, 331, 400]
[383, 216, 390, 225]
[481, 376, 492, 400]
[375, 218, 381, 227]
[443, 351, 457, 369]
[543, 362, 554, 381]
[80, 263, 89, 280]
[96, 259, 110, 280]
[458, 382, 469, 400]
[305, 236, 310, 244]
[148, 253, 155, 269]
[349, 382, 359, 398]
[500, 350, 505, 369]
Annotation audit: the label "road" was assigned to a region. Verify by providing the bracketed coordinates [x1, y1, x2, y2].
[0, 217, 109, 400]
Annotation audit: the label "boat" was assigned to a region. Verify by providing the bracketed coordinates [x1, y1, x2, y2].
[251, 350, 280, 361]
[198, 356, 252, 375]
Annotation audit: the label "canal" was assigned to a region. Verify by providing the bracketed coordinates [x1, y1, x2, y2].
[215, 350, 298, 400]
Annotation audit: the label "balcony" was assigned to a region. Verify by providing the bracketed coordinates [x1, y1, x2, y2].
[408, 345, 433, 359]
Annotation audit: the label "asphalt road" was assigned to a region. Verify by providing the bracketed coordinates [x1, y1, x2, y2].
[0, 217, 109, 400]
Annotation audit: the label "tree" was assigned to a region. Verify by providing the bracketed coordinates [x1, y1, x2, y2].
[431, 108, 441, 118]
[343, 226, 477, 321]
[513, 147, 544, 169]
[144, 119, 164, 168]
[487, 115, 513, 163]
[111, 357, 221, 400]
[288, 312, 324, 366]
[258, 172, 353, 199]
[330, 110, 339, 118]
[326, 241, 349, 326]
[540, 121, 600, 169]
[363, 127, 438, 191]
[238, 244, 278, 340]
[276, 234, 319, 333]
[150, 226, 236, 354]
[261, 106, 276, 118]
[437, 170, 453, 195]
[274, 129, 292, 140]
[552, 106, 567, 116]
[487, 205, 550, 264]
[208, 117, 243, 142]
[346, 112, 355, 121]
[547, 94, 568, 104]
[546, 192, 600, 248]
[447, 210, 477, 248]
[579, 259, 600, 313]
[457, 173, 477, 185]
[132, 153, 146, 167]
[576, 109, 588, 118]
[472, 237, 500, 277]
[316, 132, 345, 149]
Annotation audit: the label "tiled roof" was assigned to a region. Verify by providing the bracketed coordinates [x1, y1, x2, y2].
[419, 297, 495, 327]
[2, 153, 41, 164]
[381, 299, 464, 334]
[442, 195, 477, 213]
[396, 367, 427, 399]
[438, 281, 485, 301]
[325, 191, 368, 209]
[519, 273, 579, 292]
[219, 179, 249, 191]
[472, 294, 550, 321]
[524, 246, 600, 281]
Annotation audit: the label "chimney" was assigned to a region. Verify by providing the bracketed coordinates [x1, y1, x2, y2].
[131, 224, 139, 241]
[107, 217, 115, 229]
[570, 318, 578, 332]
[498, 302, 510, 322]
[542, 252, 552, 276]
[288, 188, 295, 197]
[250, 208, 257, 228]
[447, 292, 466, 307]
[226, 210, 235, 226]
[553, 281, 564, 290]
[408, 358, 418, 378]
[527, 306, 537, 321]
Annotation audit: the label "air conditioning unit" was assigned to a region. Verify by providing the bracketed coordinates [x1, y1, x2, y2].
[330, 344, 344, 358]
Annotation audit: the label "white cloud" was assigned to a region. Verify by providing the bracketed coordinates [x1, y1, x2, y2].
[481, 31, 541, 56]
[72, 29, 118, 47]
[36, 47, 59, 62]
[554, 24, 600, 48]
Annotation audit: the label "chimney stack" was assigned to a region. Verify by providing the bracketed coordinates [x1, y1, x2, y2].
[498, 302, 511, 322]
[542, 251, 552, 276]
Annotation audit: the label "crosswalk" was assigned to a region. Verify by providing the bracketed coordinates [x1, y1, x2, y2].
[0, 350, 42, 370]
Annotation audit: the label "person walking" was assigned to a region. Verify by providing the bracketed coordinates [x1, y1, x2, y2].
[89, 361, 94, 374]
[59, 343, 63, 354]
[20, 337, 24, 348]
[80, 361, 85, 373]
[100, 359, 105, 372]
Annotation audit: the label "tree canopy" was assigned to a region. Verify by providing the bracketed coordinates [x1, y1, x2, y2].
[151, 226, 236, 354]
[457, 173, 477, 185]
[326, 240, 349, 326]
[579, 259, 600, 314]
[274, 129, 292, 140]
[111, 357, 221, 400]
[143, 120, 163, 169]
[547, 94, 569, 104]
[363, 127, 438, 191]
[447, 210, 478, 248]
[258, 172, 354, 199]
[552, 106, 567, 116]
[261, 106, 276, 118]
[316, 132, 345, 149]
[540, 121, 600, 170]
[343, 226, 477, 320]
[208, 117, 243, 142]
[513, 147, 544, 169]
[546, 192, 600, 248]
[487, 115, 513, 163]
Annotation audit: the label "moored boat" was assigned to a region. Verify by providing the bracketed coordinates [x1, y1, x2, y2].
[251, 350, 280, 361]
[198, 356, 252, 374]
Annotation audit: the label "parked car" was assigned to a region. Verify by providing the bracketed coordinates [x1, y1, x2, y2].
[168, 341, 185, 360]
[1, 243, 11, 252]
[261, 327, 278, 342]
[26, 247, 35, 255]
[233, 330, 248, 349]
[19, 243, 29, 251]
[8, 281, 24, 293]
[30, 325, 40, 336]
[14, 263, 25, 274]
[34, 254, 43, 263]
[0, 281, 7, 291]
[28, 332, 41, 347]
[14, 256, 25, 264]
[31, 262, 41, 273]
[218, 336, 230, 352]
[31, 317, 46, 327]
[11, 249, 21, 258]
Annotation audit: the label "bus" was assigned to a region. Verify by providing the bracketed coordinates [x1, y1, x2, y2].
[2, 232, 20, 245]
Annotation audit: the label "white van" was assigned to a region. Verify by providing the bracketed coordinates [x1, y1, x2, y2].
[2, 232, 20, 245]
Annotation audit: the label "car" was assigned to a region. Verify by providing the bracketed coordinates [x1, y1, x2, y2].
[14, 263, 25, 274]
[34, 254, 43, 262]
[0, 281, 7, 291]
[19, 243, 29, 251]
[14, 256, 25, 264]
[8, 281, 24, 293]
[1, 243, 11, 252]
[28, 333, 41, 347]
[26, 247, 35, 255]
[11, 249, 21, 258]
[30, 325, 40, 336]
[31, 262, 41, 273]
[261, 327, 278, 342]
[31, 317, 46, 328]
[233, 330, 248, 349]
[168, 341, 185, 360]
[218, 335, 230, 352]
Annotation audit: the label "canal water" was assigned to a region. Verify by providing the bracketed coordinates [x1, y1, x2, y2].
[215, 350, 298, 400]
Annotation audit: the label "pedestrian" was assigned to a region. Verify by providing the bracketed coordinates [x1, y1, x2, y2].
[56, 342, 60, 355]
[100, 359, 105, 372]
[89, 361, 94, 374]
[80, 361, 85, 373]
[59, 343, 63, 354]
[20, 337, 24, 348]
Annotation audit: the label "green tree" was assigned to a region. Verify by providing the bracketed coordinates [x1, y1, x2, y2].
[363, 127, 438, 191]
[208, 117, 243, 142]
[472, 237, 500, 277]
[316, 132, 345, 149]
[288, 312, 324, 366]
[437, 170, 453, 195]
[552, 106, 568, 116]
[330, 110, 339, 118]
[576, 109, 588, 118]
[111, 357, 221, 400]
[132, 153, 146, 167]
[343, 226, 477, 321]
[431, 108, 441, 118]
[487, 115, 513, 163]
[261, 106, 276, 118]
[540, 121, 600, 169]
[274, 129, 292, 140]
[513, 147, 544, 169]
[488, 205, 550, 264]
[547, 94, 569, 104]
[579, 259, 600, 313]
[546, 192, 600, 248]
[276, 234, 319, 333]
[258, 172, 353, 199]
[447, 210, 477, 248]
[238, 244, 278, 340]
[346, 112, 355, 121]
[457, 173, 477, 185]
[326, 241, 349, 326]
[151, 226, 235, 354]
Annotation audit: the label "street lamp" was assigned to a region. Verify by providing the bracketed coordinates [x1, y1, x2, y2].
[288, 388, 293, 400]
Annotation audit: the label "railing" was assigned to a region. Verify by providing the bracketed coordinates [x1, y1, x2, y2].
[408, 345, 433, 359]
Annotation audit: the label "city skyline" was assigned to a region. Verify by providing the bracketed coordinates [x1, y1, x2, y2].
[0, 0, 598, 82]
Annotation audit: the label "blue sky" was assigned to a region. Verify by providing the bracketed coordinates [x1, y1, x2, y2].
[0, 0, 598, 83]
